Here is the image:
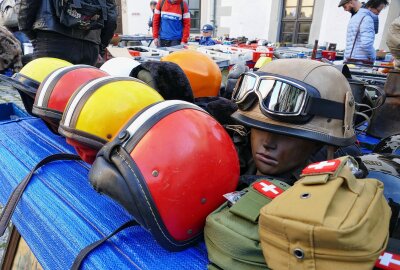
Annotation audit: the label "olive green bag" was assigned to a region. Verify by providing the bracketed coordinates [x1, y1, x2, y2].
[259, 156, 391, 270]
[204, 176, 291, 270]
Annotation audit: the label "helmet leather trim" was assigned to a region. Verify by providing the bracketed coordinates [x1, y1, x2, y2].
[58, 125, 108, 149]
[32, 105, 63, 120]
[92, 146, 203, 250]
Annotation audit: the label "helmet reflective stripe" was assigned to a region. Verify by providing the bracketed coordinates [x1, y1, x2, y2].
[36, 65, 88, 107]
[63, 76, 114, 127]
[123, 100, 204, 147]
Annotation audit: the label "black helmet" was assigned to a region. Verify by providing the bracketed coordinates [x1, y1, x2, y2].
[373, 134, 400, 155]
[359, 153, 400, 239]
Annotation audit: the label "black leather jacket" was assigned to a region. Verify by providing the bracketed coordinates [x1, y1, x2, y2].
[18, 0, 117, 49]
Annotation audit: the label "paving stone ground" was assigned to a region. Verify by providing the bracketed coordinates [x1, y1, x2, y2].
[0, 81, 24, 107]
[0, 81, 24, 261]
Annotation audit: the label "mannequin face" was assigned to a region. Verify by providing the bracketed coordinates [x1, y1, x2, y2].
[251, 128, 320, 176]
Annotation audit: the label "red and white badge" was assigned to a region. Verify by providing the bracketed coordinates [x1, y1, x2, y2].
[375, 252, 400, 270]
[253, 180, 284, 199]
[302, 159, 341, 175]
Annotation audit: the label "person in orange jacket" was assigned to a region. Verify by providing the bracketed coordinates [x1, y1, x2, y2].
[152, 0, 190, 47]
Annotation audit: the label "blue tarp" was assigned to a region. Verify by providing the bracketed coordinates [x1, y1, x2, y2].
[0, 113, 208, 269]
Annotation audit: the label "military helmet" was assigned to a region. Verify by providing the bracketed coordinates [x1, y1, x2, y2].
[231, 59, 356, 147]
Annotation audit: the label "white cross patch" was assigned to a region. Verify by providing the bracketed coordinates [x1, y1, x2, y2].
[302, 159, 341, 175]
[308, 161, 337, 170]
[253, 180, 284, 199]
[379, 253, 400, 267]
[259, 182, 279, 194]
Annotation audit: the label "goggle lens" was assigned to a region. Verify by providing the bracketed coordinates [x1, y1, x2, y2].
[260, 79, 306, 115]
[233, 74, 257, 102]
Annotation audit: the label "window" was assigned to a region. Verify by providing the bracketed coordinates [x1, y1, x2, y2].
[187, 0, 201, 33]
[280, 0, 315, 45]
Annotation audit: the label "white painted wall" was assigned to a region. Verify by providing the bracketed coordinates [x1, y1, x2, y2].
[124, 0, 154, 35]
[219, 0, 271, 39]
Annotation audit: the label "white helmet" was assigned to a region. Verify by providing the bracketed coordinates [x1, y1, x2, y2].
[100, 57, 140, 77]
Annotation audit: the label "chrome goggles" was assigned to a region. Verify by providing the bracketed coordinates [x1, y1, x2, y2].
[232, 72, 345, 124]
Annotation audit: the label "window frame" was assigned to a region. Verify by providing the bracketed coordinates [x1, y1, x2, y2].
[280, 0, 315, 45]
[186, 0, 201, 33]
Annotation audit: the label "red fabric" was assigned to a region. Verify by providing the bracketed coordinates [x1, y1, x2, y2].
[375, 252, 400, 270]
[152, 0, 162, 39]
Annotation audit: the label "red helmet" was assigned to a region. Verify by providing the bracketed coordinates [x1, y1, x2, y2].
[32, 65, 109, 132]
[89, 100, 240, 250]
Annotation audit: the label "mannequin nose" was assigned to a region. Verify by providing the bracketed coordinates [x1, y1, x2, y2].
[262, 133, 277, 150]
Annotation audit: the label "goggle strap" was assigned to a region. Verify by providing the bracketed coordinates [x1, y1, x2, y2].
[306, 97, 344, 120]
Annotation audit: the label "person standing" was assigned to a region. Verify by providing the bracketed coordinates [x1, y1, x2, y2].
[18, 0, 117, 66]
[152, 0, 191, 47]
[344, 0, 389, 64]
[148, 0, 157, 32]
[338, 0, 365, 16]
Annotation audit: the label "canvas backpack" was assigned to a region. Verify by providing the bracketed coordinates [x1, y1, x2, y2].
[204, 176, 291, 270]
[259, 156, 391, 270]
[53, 0, 108, 30]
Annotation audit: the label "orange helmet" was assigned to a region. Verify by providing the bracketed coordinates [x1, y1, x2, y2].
[89, 100, 240, 250]
[32, 65, 109, 132]
[161, 50, 222, 98]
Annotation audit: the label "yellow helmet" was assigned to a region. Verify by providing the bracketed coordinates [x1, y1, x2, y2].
[161, 50, 222, 98]
[0, 57, 72, 113]
[58, 77, 164, 163]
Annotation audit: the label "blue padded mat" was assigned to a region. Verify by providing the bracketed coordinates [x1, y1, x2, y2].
[0, 116, 208, 269]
